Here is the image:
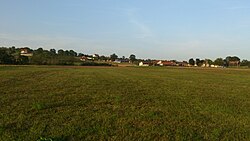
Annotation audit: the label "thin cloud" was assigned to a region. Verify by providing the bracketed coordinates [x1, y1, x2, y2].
[129, 19, 152, 38]
[124, 8, 153, 39]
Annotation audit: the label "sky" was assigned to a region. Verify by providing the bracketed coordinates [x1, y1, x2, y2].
[1, 0, 250, 60]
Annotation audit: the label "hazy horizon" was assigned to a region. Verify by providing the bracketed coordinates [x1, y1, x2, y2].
[1, 0, 250, 61]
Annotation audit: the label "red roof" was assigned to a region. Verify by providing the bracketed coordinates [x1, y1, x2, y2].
[161, 61, 175, 65]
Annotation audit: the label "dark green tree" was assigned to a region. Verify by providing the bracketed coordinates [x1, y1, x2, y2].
[207, 59, 213, 65]
[50, 49, 56, 55]
[58, 49, 64, 56]
[110, 53, 118, 61]
[78, 53, 84, 57]
[196, 58, 201, 66]
[189, 58, 195, 66]
[241, 60, 249, 67]
[69, 50, 77, 57]
[225, 56, 241, 67]
[129, 54, 136, 62]
[0, 48, 14, 64]
[214, 58, 224, 66]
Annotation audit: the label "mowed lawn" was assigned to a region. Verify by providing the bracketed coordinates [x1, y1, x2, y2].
[0, 66, 249, 141]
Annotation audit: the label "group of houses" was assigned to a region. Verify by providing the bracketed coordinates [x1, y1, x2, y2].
[80, 54, 99, 61]
[139, 60, 189, 67]
[80, 54, 130, 63]
[15, 47, 243, 68]
[79, 54, 226, 68]
[138, 60, 224, 68]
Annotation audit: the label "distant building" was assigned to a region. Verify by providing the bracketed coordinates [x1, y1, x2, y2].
[80, 56, 88, 61]
[92, 54, 99, 58]
[201, 63, 210, 67]
[80, 55, 94, 61]
[114, 59, 121, 63]
[229, 61, 240, 67]
[177, 61, 188, 67]
[156, 60, 176, 66]
[210, 65, 220, 68]
[20, 48, 33, 57]
[139, 62, 150, 66]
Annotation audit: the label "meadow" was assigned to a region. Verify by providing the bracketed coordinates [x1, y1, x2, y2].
[0, 66, 249, 141]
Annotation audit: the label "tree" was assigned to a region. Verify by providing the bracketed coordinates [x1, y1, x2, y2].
[99, 55, 108, 61]
[129, 54, 136, 62]
[241, 60, 250, 67]
[58, 49, 64, 56]
[110, 53, 118, 61]
[50, 49, 56, 55]
[207, 59, 213, 65]
[36, 48, 44, 54]
[225, 56, 241, 67]
[196, 58, 201, 66]
[31, 48, 46, 65]
[78, 53, 84, 57]
[189, 58, 195, 66]
[200, 59, 205, 66]
[0, 48, 14, 64]
[214, 58, 224, 66]
[69, 50, 77, 57]
[225, 56, 240, 62]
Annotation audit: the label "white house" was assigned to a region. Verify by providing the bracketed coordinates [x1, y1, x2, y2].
[156, 60, 176, 66]
[139, 62, 150, 66]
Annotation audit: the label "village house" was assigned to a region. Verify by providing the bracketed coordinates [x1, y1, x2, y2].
[210, 65, 220, 68]
[20, 48, 33, 57]
[114, 59, 122, 63]
[80, 56, 88, 61]
[176, 61, 188, 67]
[229, 61, 240, 67]
[92, 54, 99, 58]
[139, 62, 150, 66]
[80, 55, 94, 61]
[156, 60, 176, 66]
[201, 63, 210, 67]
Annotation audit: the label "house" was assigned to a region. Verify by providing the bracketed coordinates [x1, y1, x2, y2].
[80, 56, 88, 61]
[210, 65, 219, 68]
[92, 54, 99, 58]
[80, 55, 94, 61]
[201, 63, 210, 67]
[157, 60, 176, 66]
[114, 59, 121, 63]
[229, 61, 240, 67]
[20, 48, 33, 56]
[139, 62, 150, 66]
[177, 61, 188, 67]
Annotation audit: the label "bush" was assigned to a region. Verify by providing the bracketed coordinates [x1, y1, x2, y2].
[80, 62, 112, 66]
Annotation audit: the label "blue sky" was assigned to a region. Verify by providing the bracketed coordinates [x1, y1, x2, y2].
[1, 0, 250, 60]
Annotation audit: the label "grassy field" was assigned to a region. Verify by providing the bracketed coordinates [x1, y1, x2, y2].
[0, 66, 250, 141]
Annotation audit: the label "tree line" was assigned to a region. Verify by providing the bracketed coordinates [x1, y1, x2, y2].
[188, 56, 250, 67]
[0, 47, 79, 65]
[0, 46, 138, 65]
[1, 46, 249, 67]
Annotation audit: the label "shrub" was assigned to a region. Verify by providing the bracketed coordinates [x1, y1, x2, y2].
[80, 62, 112, 66]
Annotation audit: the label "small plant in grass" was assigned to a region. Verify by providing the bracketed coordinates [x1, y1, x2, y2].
[37, 136, 69, 141]
[37, 137, 53, 141]
[0, 126, 5, 135]
[32, 102, 47, 110]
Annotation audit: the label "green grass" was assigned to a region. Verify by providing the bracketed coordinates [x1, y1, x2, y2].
[0, 66, 250, 140]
